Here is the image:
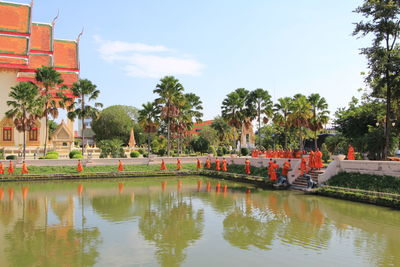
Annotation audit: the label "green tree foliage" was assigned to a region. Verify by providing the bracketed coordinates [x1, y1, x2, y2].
[273, 97, 292, 149]
[353, 0, 400, 157]
[98, 139, 126, 158]
[289, 94, 312, 150]
[321, 143, 331, 163]
[67, 79, 103, 155]
[6, 82, 42, 159]
[199, 126, 219, 147]
[138, 102, 160, 154]
[91, 105, 135, 144]
[189, 136, 210, 153]
[211, 116, 234, 146]
[308, 93, 330, 149]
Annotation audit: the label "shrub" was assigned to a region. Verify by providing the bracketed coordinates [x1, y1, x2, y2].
[321, 143, 330, 163]
[208, 145, 217, 156]
[130, 151, 140, 158]
[0, 148, 4, 160]
[217, 147, 224, 157]
[143, 153, 149, 158]
[45, 153, 59, 159]
[69, 150, 82, 159]
[72, 154, 83, 159]
[138, 149, 145, 155]
[222, 146, 228, 155]
[6, 155, 17, 160]
[158, 148, 166, 156]
[240, 147, 249, 156]
[98, 139, 125, 158]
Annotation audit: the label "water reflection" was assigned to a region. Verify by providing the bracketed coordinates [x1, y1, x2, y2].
[0, 179, 399, 267]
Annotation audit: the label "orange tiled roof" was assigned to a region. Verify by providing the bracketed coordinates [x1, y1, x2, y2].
[0, 35, 28, 55]
[30, 23, 52, 52]
[0, 1, 31, 34]
[54, 40, 78, 69]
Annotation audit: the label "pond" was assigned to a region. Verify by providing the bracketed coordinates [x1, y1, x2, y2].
[0, 177, 399, 267]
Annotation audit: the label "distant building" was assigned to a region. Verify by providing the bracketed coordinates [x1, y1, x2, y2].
[77, 118, 95, 146]
[188, 120, 213, 135]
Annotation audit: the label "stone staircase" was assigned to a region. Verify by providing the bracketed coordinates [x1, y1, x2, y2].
[291, 170, 324, 190]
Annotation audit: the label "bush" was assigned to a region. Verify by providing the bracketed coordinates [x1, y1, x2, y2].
[217, 147, 224, 157]
[6, 155, 17, 160]
[208, 145, 217, 156]
[72, 154, 83, 159]
[240, 147, 249, 156]
[321, 143, 330, 163]
[158, 148, 166, 156]
[190, 136, 210, 153]
[44, 153, 59, 159]
[98, 139, 125, 158]
[138, 149, 145, 155]
[69, 150, 82, 159]
[0, 148, 4, 160]
[130, 151, 140, 158]
[222, 146, 228, 155]
[143, 153, 149, 158]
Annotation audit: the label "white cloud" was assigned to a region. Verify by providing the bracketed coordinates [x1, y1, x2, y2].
[94, 35, 204, 78]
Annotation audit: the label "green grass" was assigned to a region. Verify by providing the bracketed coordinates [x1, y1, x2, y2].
[326, 172, 400, 194]
[208, 163, 273, 179]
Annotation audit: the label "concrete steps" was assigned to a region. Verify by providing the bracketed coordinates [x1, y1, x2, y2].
[291, 170, 325, 189]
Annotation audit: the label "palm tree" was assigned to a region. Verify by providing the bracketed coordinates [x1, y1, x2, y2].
[247, 88, 273, 147]
[221, 88, 250, 151]
[67, 79, 103, 156]
[6, 82, 43, 159]
[289, 94, 312, 151]
[273, 97, 292, 149]
[35, 66, 64, 156]
[138, 102, 160, 155]
[308, 93, 330, 149]
[153, 76, 184, 156]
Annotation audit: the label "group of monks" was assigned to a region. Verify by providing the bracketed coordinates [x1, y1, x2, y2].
[251, 149, 307, 159]
[0, 161, 28, 175]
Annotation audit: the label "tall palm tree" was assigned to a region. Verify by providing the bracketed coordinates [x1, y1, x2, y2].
[246, 88, 273, 147]
[289, 94, 312, 151]
[67, 79, 103, 156]
[273, 97, 292, 149]
[35, 66, 64, 156]
[221, 88, 250, 151]
[138, 102, 160, 155]
[6, 82, 43, 159]
[153, 76, 184, 156]
[308, 93, 330, 149]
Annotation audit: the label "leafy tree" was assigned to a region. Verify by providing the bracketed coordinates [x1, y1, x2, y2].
[153, 76, 184, 156]
[353, 0, 400, 157]
[35, 66, 64, 156]
[6, 82, 42, 159]
[289, 94, 312, 150]
[273, 97, 292, 149]
[91, 105, 135, 144]
[48, 120, 59, 136]
[308, 93, 330, 149]
[246, 88, 273, 146]
[67, 79, 103, 155]
[138, 102, 160, 155]
[98, 139, 125, 158]
[199, 126, 219, 147]
[211, 116, 234, 146]
[221, 88, 250, 151]
[189, 136, 210, 153]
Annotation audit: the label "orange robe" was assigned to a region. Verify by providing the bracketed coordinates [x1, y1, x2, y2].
[197, 159, 202, 169]
[282, 161, 291, 177]
[21, 162, 28, 174]
[308, 151, 315, 169]
[245, 160, 251, 175]
[347, 146, 355, 160]
[161, 160, 167, 170]
[0, 162, 4, 175]
[8, 161, 14, 174]
[222, 159, 228, 172]
[215, 159, 221, 171]
[315, 151, 323, 169]
[176, 159, 182, 170]
[118, 160, 124, 172]
[300, 157, 308, 175]
[268, 163, 278, 181]
[77, 160, 83, 172]
[205, 159, 211, 169]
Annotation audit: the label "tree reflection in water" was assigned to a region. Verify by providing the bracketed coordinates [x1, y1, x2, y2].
[138, 193, 204, 267]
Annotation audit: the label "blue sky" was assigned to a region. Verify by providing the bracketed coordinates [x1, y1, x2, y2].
[24, 0, 369, 120]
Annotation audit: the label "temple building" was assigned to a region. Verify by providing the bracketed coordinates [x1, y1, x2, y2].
[0, 0, 80, 157]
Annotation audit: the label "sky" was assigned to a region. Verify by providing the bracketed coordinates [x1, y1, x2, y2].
[22, 0, 370, 121]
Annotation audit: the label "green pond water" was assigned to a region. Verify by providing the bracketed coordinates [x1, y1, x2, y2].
[0, 176, 399, 267]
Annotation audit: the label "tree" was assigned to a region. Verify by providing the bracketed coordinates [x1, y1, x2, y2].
[67, 79, 103, 156]
[221, 88, 250, 151]
[246, 88, 273, 147]
[211, 116, 234, 145]
[91, 105, 137, 144]
[289, 94, 312, 151]
[35, 66, 64, 156]
[353, 0, 400, 158]
[138, 102, 160, 155]
[308, 93, 330, 149]
[6, 82, 42, 159]
[273, 97, 292, 149]
[153, 76, 184, 156]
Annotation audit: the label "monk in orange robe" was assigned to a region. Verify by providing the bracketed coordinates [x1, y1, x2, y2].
[347, 145, 355, 160]
[245, 158, 251, 175]
[77, 160, 83, 172]
[118, 160, 124, 172]
[21, 161, 28, 174]
[282, 160, 291, 177]
[205, 158, 211, 169]
[222, 158, 228, 172]
[300, 156, 308, 175]
[0, 162, 4, 175]
[215, 158, 221, 171]
[8, 161, 14, 174]
[196, 159, 202, 169]
[161, 159, 167, 170]
[268, 160, 278, 181]
[315, 149, 323, 169]
[308, 151, 315, 170]
[176, 159, 182, 170]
